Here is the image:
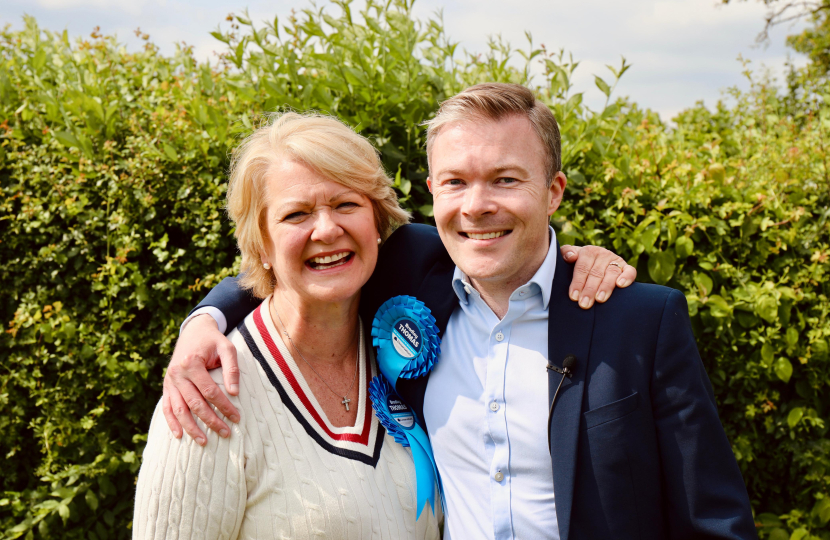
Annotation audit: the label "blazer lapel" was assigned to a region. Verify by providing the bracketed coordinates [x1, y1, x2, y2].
[396, 254, 457, 429]
[547, 247, 595, 540]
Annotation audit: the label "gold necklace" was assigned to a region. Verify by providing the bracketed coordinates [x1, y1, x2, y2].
[273, 306, 360, 411]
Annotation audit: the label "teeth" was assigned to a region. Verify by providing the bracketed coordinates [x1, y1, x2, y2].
[467, 231, 507, 240]
[316, 258, 348, 269]
[310, 252, 349, 264]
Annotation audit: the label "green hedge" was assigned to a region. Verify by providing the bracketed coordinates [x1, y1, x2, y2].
[1, 1, 829, 537]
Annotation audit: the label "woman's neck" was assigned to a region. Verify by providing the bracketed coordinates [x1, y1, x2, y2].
[268, 290, 360, 369]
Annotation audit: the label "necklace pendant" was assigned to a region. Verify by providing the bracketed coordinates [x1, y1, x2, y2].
[342, 397, 351, 411]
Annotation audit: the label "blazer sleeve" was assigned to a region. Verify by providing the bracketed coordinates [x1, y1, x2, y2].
[190, 276, 260, 336]
[652, 289, 757, 539]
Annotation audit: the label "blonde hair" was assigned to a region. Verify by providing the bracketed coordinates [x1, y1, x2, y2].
[226, 112, 411, 298]
[425, 83, 562, 186]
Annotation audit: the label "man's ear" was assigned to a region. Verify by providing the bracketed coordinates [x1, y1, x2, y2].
[547, 171, 567, 217]
[426, 177, 433, 193]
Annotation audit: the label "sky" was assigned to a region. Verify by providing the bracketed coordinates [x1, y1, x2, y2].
[0, 0, 809, 121]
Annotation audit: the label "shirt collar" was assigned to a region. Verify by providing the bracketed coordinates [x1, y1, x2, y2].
[451, 226, 557, 310]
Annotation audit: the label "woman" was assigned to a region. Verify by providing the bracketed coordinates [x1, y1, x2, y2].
[133, 113, 440, 538]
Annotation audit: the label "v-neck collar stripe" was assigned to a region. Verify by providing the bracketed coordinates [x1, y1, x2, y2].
[254, 298, 372, 434]
[248, 302, 377, 447]
[238, 319, 385, 467]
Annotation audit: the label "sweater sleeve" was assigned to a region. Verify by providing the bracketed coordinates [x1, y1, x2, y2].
[133, 391, 247, 540]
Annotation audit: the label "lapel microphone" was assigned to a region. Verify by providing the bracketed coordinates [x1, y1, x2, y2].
[547, 354, 577, 453]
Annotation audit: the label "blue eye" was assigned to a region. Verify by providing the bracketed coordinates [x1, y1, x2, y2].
[498, 177, 517, 184]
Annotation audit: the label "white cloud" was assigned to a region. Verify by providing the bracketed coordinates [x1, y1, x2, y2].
[409, 0, 807, 119]
[33, 0, 164, 16]
[1, 0, 810, 120]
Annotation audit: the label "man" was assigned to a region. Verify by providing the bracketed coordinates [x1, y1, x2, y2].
[163, 84, 756, 539]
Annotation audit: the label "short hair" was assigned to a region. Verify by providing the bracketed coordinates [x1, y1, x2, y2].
[226, 112, 411, 298]
[425, 83, 562, 185]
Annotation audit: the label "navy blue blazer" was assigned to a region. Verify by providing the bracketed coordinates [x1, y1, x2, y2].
[193, 223, 757, 540]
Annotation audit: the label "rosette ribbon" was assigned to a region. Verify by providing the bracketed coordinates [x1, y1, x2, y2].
[371, 295, 441, 385]
[369, 376, 440, 519]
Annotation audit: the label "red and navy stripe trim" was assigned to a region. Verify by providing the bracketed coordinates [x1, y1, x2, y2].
[238, 318, 385, 467]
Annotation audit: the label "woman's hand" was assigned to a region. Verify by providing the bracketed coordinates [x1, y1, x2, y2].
[162, 314, 241, 445]
[560, 245, 636, 309]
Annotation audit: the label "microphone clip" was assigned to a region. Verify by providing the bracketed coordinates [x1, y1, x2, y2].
[546, 363, 573, 378]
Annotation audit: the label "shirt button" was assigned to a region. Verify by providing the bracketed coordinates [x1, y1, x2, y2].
[495, 332, 504, 342]
[519, 290, 526, 296]
[494, 471, 504, 482]
[490, 401, 500, 412]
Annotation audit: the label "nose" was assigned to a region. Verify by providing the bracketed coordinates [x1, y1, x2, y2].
[461, 183, 498, 218]
[310, 209, 344, 244]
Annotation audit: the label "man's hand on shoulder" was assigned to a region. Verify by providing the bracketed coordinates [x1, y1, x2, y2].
[163, 314, 240, 446]
[561, 245, 637, 309]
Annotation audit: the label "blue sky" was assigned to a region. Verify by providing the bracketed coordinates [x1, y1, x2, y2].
[1, 0, 807, 120]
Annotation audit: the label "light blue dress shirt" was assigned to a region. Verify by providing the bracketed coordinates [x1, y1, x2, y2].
[423, 228, 560, 540]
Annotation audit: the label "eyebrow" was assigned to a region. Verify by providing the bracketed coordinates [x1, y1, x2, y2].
[329, 189, 359, 202]
[274, 189, 360, 210]
[436, 164, 530, 177]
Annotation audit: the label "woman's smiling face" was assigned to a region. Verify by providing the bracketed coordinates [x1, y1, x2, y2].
[261, 159, 380, 306]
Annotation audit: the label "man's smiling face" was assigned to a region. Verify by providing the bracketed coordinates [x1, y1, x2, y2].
[427, 114, 566, 292]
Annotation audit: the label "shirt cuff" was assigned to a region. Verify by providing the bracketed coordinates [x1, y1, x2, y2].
[180, 306, 228, 335]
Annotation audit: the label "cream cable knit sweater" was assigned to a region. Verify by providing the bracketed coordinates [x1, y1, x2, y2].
[133, 301, 441, 540]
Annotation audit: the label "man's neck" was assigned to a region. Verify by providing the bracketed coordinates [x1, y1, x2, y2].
[469, 249, 549, 320]
[468, 278, 521, 319]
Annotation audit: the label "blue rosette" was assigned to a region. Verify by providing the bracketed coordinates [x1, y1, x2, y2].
[371, 295, 441, 384]
[369, 375, 440, 519]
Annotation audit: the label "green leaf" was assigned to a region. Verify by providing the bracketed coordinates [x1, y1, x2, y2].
[774, 357, 793, 383]
[787, 407, 804, 428]
[813, 339, 829, 361]
[594, 75, 611, 98]
[756, 513, 783, 527]
[647, 250, 676, 284]
[210, 31, 230, 44]
[813, 497, 830, 524]
[639, 226, 660, 253]
[761, 342, 775, 367]
[53, 131, 80, 149]
[163, 144, 179, 161]
[77, 133, 94, 158]
[674, 236, 694, 258]
[693, 272, 713, 296]
[790, 528, 808, 540]
[755, 294, 779, 323]
[786, 326, 799, 347]
[706, 295, 732, 318]
[708, 163, 725, 182]
[32, 47, 47, 70]
[85, 490, 99, 511]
